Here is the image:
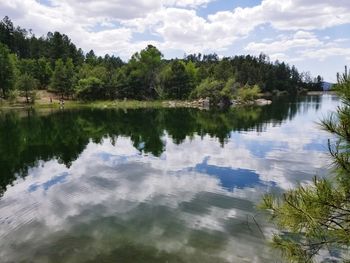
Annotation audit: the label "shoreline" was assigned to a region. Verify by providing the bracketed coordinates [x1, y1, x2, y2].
[0, 100, 166, 110]
[0, 92, 334, 110]
[0, 99, 265, 110]
[307, 91, 336, 95]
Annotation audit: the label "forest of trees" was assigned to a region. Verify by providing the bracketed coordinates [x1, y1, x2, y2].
[0, 16, 324, 104]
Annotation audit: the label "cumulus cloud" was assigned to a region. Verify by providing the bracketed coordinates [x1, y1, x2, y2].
[163, 0, 215, 8]
[0, 0, 350, 70]
[53, 0, 162, 20]
[246, 31, 323, 54]
[245, 29, 350, 64]
[258, 0, 350, 30]
[299, 46, 350, 61]
[0, 94, 337, 261]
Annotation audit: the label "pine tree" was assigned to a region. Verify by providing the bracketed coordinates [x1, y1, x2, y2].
[50, 58, 74, 99]
[16, 73, 37, 103]
[50, 59, 65, 98]
[64, 58, 75, 98]
[0, 43, 14, 98]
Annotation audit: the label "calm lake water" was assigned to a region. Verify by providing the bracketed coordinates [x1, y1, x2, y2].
[0, 95, 339, 262]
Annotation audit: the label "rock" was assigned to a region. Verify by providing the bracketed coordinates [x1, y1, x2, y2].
[255, 98, 272, 106]
[230, 99, 237, 106]
[203, 97, 210, 107]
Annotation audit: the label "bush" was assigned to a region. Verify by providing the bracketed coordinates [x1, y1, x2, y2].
[221, 77, 239, 99]
[190, 78, 225, 104]
[236, 84, 261, 102]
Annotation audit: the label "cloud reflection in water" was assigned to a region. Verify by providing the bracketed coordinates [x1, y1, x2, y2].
[0, 95, 339, 262]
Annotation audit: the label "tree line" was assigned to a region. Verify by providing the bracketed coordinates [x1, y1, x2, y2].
[0, 16, 324, 104]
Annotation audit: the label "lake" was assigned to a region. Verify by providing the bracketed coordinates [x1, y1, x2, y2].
[0, 94, 339, 262]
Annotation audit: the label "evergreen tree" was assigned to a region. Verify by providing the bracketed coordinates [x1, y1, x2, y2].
[75, 77, 104, 100]
[50, 59, 66, 98]
[16, 73, 37, 103]
[162, 60, 191, 99]
[64, 58, 75, 98]
[127, 45, 163, 99]
[35, 58, 52, 88]
[85, 50, 97, 66]
[0, 43, 14, 98]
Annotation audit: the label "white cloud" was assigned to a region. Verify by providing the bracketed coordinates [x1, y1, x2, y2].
[262, 0, 350, 30]
[51, 0, 163, 20]
[0, 137, 272, 262]
[163, 0, 215, 8]
[0, 0, 350, 78]
[0, 94, 338, 261]
[245, 29, 350, 66]
[268, 53, 293, 62]
[246, 31, 323, 54]
[1, 0, 349, 54]
[300, 46, 350, 61]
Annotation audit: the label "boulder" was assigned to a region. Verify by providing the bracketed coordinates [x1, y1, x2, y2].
[255, 98, 272, 106]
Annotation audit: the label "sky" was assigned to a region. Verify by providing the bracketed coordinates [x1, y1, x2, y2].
[1, 0, 350, 82]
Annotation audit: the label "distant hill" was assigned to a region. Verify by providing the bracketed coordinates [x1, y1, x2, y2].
[322, 82, 334, 91]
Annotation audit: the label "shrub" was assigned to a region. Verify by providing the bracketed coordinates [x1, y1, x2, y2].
[236, 84, 261, 102]
[190, 78, 225, 104]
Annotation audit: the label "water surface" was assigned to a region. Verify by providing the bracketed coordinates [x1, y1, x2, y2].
[0, 95, 338, 262]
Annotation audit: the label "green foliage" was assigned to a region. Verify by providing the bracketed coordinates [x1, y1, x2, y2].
[75, 77, 104, 100]
[16, 57, 52, 89]
[213, 57, 234, 81]
[50, 58, 75, 98]
[261, 67, 350, 262]
[125, 45, 163, 99]
[156, 64, 170, 99]
[221, 77, 238, 99]
[7, 89, 19, 103]
[85, 50, 97, 66]
[191, 77, 244, 105]
[334, 66, 350, 101]
[0, 43, 14, 98]
[236, 85, 261, 102]
[184, 61, 199, 89]
[16, 73, 38, 103]
[191, 78, 225, 104]
[50, 59, 65, 95]
[159, 60, 192, 99]
[64, 58, 75, 97]
[34, 58, 52, 88]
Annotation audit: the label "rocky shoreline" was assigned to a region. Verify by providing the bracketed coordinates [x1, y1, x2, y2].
[163, 98, 272, 109]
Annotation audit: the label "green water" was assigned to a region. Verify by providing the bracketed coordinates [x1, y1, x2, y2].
[0, 95, 339, 262]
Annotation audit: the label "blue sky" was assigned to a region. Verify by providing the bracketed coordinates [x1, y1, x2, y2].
[1, 0, 350, 81]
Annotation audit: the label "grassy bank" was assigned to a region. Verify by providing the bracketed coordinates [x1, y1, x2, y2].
[0, 97, 269, 110]
[0, 90, 211, 109]
[0, 99, 168, 110]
